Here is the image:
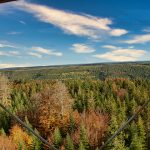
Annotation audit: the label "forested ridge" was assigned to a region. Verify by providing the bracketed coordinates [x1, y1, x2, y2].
[0, 62, 150, 149]
[1, 61, 150, 81]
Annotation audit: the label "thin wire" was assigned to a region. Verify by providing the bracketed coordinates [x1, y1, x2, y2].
[0, 103, 58, 150]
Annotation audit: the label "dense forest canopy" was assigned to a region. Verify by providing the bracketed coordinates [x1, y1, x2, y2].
[1, 61, 150, 81]
[0, 61, 149, 149]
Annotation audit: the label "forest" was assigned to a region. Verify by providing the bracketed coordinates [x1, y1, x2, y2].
[0, 62, 150, 150]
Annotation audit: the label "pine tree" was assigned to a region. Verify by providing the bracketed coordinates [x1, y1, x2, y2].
[32, 129, 42, 150]
[70, 113, 76, 133]
[137, 116, 146, 149]
[107, 113, 126, 150]
[79, 141, 86, 150]
[80, 125, 89, 150]
[130, 122, 141, 150]
[54, 127, 62, 148]
[65, 133, 74, 150]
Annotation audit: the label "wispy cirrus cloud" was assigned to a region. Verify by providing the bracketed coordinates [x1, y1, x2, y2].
[13, 1, 128, 39]
[0, 42, 17, 48]
[19, 20, 26, 25]
[102, 45, 118, 50]
[28, 52, 42, 58]
[93, 46, 146, 62]
[123, 34, 150, 44]
[31, 46, 63, 57]
[0, 50, 20, 57]
[9, 51, 20, 55]
[142, 27, 150, 33]
[7, 31, 22, 35]
[71, 43, 95, 53]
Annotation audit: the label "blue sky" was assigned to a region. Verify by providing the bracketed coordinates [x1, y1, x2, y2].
[0, 0, 150, 68]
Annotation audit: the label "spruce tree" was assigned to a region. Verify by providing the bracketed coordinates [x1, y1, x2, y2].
[54, 127, 62, 148]
[32, 129, 42, 150]
[70, 113, 76, 133]
[80, 125, 89, 150]
[137, 116, 146, 149]
[79, 141, 86, 150]
[65, 133, 74, 150]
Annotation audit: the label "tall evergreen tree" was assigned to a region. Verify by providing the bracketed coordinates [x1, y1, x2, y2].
[65, 133, 74, 150]
[70, 113, 76, 133]
[53, 127, 62, 148]
[80, 125, 89, 150]
[79, 141, 86, 150]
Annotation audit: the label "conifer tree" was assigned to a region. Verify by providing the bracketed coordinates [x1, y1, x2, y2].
[54, 127, 62, 148]
[107, 112, 126, 150]
[137, 116, 146, 149]
[70, 113, 76, 133]
[130, 122, 141, 150]
[32, 129, 42, 150]
[65, 133, 74, 150]
[79, 141, 86, 150]
[80, 125, 89, 150]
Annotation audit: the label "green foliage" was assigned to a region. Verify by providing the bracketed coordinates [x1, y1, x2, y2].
[0, 63, 150, 149]
[65, 133, 74, 150]
[53, 127, 62, 148]
[0, 128, 6, 136]
[79, 141, 86, 150]
[80, 125, 89, 150]
[32, 129, 42, 150]
[130, 116, 146, 150]
[70, 113, 76, 133]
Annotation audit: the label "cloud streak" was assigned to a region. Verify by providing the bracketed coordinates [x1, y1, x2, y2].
[102, 45, 118, 50]
[124, 34, 150, 44]
[7, 31, 22, 35]
[0, 50, 20, 57]
[93, 46, 146, 62]
[71, 43, 95, 53]
[13, 1, 128, 39]
[19, 20, 26, 25]
[0, 43, 17, 48]
[31, 46, 63, 57]
[28, 52, 42, 58]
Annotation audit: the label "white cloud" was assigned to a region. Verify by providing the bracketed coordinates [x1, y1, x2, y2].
[124, 34, 150, 44]
[19, 20, 26, 25]
[93, 48, 146, 62]
[28, 52, 42, 58]
[0, 3, 14, 14]
[0, 63, 28, 69]
[71, 43, 95, 53]
[13, 1, 128, 39]
[142, 28, 150, 33]
[0, 43, 17, 48]
[102, 45, 118, 49]
[128, 46, 134, 49]
[110, 29, 128, 36]
[9, 51, 20, 55]
[0, 51, 9, 56]
[31, 46, 63, 56]
[7, 31, 22, 35]
[0, 50, 20, 56]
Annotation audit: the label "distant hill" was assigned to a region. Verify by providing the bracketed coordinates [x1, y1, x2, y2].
[0, 61, 150, 81]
